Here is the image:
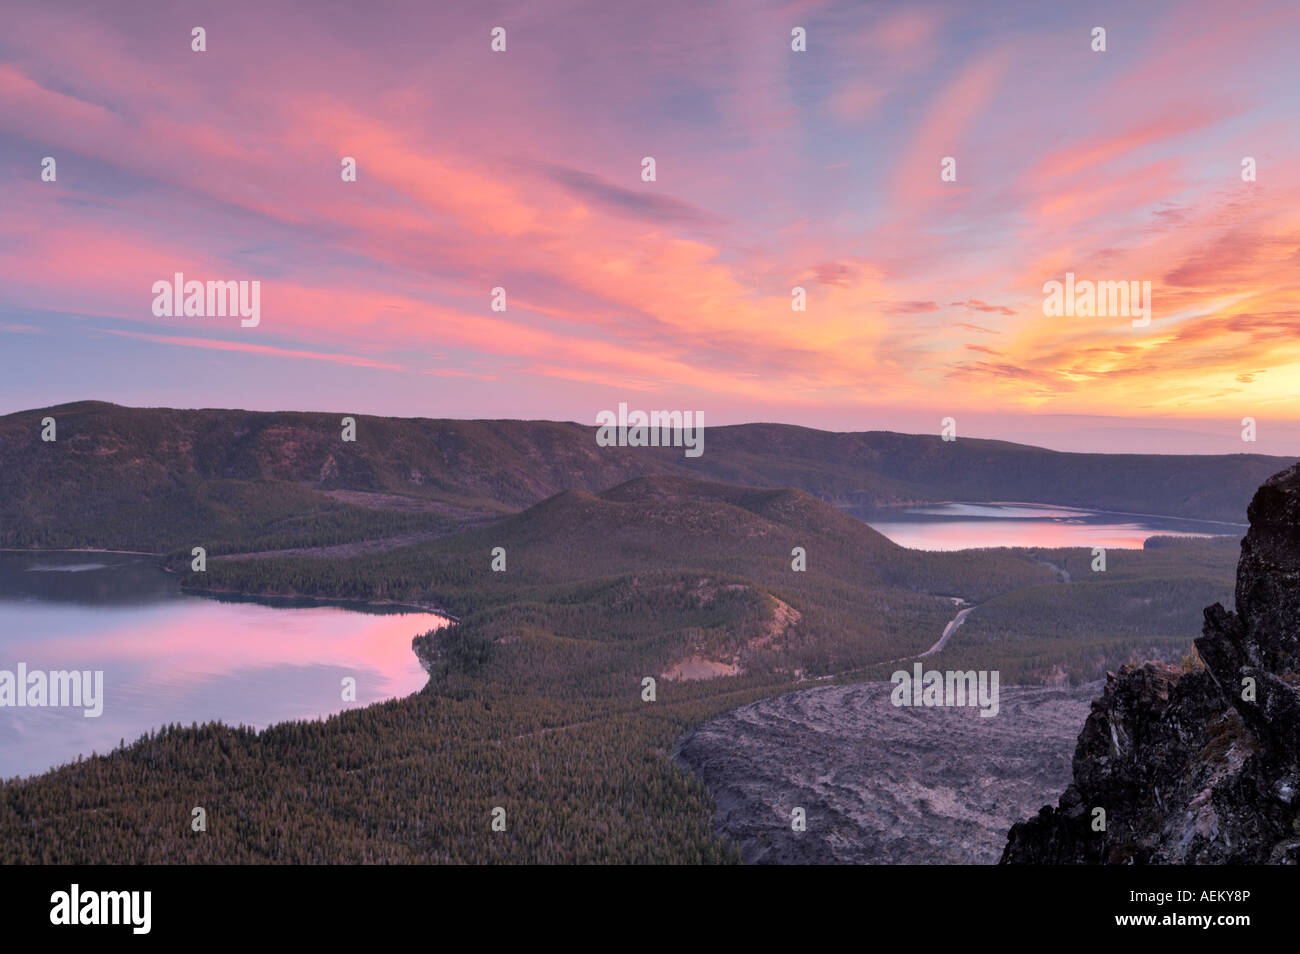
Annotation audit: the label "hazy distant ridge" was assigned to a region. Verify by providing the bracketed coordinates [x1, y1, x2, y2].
[0, 401, 1287, 549]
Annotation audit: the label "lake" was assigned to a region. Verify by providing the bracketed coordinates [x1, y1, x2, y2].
[0, 551, 449, 780]
[853, 501, 1243, 551]
[0, 504, 1237, 779]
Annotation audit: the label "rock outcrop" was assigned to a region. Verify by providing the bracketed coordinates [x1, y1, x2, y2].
[1002, 463, 1300, 864]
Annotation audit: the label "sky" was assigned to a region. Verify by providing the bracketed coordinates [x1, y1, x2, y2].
[2, 0, 1298, 454]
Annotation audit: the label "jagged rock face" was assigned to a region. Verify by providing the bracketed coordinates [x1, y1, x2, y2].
[1002, 463, 1300, 864]
[1236, 467, 1300, 673]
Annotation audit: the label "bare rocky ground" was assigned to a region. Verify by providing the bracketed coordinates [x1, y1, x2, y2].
[674, 680, 1099, 864]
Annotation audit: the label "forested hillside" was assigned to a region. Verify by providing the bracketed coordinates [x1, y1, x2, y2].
[1, 472, 1245, 863]
[171, 476, 1056, 680]
[0, 404, 1261, 863]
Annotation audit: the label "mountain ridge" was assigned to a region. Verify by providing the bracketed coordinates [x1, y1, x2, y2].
[1, 400, 1288, 551]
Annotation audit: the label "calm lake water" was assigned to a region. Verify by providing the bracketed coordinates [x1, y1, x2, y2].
[0, 505, 1237, 778]
[854, 502, 1243, 551]
[0, 551, 449, 780]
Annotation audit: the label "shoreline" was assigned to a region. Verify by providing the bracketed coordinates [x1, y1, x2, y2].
[0, 547, 162, 556]
[2, 546, 461, 621]
[857, 500, 1249, 529]
[174, 576, 460, 623]
[0, 557, 457, 784]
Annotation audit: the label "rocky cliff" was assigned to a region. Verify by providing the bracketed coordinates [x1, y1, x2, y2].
[1001, 462, 1300, 864]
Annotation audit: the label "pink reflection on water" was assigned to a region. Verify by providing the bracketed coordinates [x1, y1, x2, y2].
[3, 599, 448, 698]
[868, 519, 1217, 552]
[0, 597, 451, 778]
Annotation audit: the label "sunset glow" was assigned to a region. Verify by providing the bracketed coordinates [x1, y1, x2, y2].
[3, 1, 1298, 449]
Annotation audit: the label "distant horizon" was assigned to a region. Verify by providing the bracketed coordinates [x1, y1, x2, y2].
[8, 396, 1299, 458]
